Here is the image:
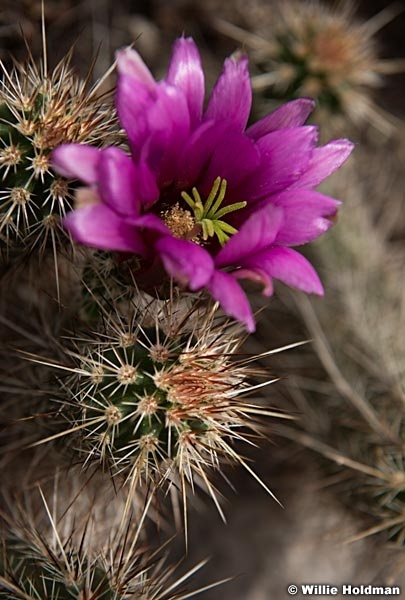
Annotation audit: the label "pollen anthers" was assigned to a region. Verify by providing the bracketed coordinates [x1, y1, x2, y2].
[180, 176, 246, 246]
[161, 202, 199, 242]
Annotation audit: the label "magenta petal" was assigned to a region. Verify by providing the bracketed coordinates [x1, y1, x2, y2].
[130, 213, 171, 235]
[207, 270, 255, 332]
[118, 76, 191, 175]
[166, 37, 204, 129]
[205, 55, 252, 131]
[176, 120, 228, 187]
[244, 247, 324, 295]
[291, 139, 354, 189]
[52, 144, 100, 184]
[265, 190, 340, 246]
[234, 267, 274, 296]
[116, 47, 156, 91]
[145, 83, 191, 182]
[243, 127, 318, 200]
[247, 98, 315, 140]
[215, 205, 283, 268]
[97, 148, 159, 214]
[64, 204, 146, 254]
[155, 236, 214, 290]
[97, 148, 139, 216]
[201, 129, 260, 193]
[134, 159, 160, 209]
[116, 73, 156, 153]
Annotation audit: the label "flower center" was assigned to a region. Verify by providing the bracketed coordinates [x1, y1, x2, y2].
[161, 203, 200, 242]
[181, 177, 246, 246]
[161, 177, 246, 246]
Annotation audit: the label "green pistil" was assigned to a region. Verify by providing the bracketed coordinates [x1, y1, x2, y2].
[181, 177, 246, 246]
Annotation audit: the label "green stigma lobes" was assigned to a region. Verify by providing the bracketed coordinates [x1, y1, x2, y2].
[181, 176, 246, 246]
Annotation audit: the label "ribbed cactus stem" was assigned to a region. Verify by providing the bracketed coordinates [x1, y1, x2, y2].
[75, 328, 219, 469]
[35, 296, 280, 512]
[0, 54, 118, 251]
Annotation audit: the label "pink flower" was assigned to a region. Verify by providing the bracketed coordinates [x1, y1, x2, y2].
[53, 37, 353, 332]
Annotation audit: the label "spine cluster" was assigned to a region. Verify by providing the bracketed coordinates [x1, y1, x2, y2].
[0, 56, 117, 255]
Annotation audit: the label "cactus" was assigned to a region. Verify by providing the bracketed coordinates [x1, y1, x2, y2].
[0, 49, 118, 255]
[29, 289, 285, 518]
[0, 482, 216, 600]
[213, 0, 405, 134]
[1, 535, 118, 599]
[0, 2, 375, 595]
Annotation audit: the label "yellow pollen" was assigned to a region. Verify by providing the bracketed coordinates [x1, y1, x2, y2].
[181, 177, 246, 246]
[161, 203, 199, 241]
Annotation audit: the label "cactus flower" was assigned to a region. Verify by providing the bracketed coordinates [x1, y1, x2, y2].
[53, 37, 353, 331]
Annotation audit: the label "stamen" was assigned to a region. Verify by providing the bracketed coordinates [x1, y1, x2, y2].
[161, 203, 199, 241]
[181, 177, 246, 246]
